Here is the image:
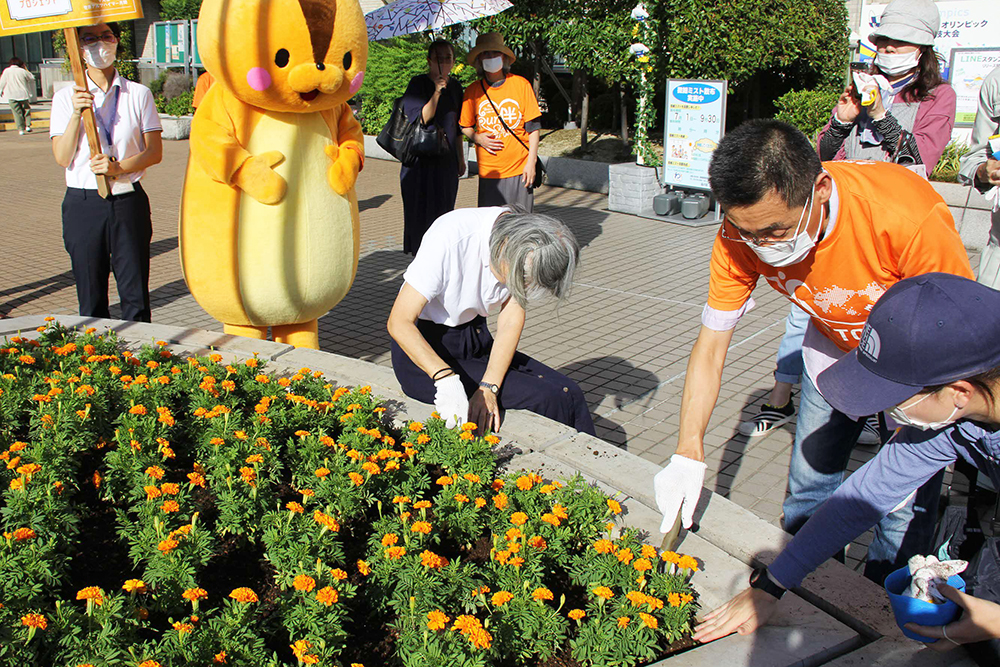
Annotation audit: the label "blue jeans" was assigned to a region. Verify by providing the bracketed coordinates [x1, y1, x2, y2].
[782, 373, 943, 584]
[774, 304, 808, 385]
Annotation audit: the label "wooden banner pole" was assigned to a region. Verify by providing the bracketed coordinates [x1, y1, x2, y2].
[63, 27, 111, 198]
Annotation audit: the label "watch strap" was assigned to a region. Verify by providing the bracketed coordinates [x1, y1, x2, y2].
[749, 567, 786, 600]
[478, 381, 499, 394]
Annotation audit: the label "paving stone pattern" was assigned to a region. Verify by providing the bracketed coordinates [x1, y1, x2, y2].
[0, 131, 976, 572]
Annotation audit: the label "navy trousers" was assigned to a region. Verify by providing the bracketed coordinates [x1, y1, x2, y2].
[391, 316, 595, 435]
[62, 184, 152, 322]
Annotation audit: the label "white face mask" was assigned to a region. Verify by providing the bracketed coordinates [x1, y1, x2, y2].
[876, 50, 920, 77]
[748, 185, 818, 268]
[83, 43, 116, 69]
[888, 392, 961, 431]
[481, 56, 504, 73]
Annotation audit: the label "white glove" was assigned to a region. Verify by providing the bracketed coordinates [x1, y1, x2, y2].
[653, 454, 707, 532]
[434, 374, 468, 429]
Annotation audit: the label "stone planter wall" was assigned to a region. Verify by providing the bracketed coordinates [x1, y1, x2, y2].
[0, 314, 977, 667]
[608, 162, 662, 215]
[160, 114, 193, 141]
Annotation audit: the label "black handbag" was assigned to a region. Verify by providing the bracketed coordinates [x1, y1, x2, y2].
[480, 81, 545, 189]
[376, 94, 450, 166]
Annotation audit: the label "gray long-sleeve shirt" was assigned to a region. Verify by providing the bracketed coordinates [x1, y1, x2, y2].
[958, 66, 1000, 245]
[769, 420, 1000, 590]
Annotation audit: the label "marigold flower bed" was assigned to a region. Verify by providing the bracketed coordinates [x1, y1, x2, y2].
[0, 322, 699, 667]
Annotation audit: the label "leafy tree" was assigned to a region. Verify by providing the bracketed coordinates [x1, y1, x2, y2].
[159, 0, 203, 21]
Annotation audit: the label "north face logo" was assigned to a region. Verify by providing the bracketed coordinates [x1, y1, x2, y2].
[859, 325, 881, 362]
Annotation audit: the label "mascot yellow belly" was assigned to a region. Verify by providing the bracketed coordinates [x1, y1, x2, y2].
[237, 113, 358, 325]
[179, 0, 368, 349]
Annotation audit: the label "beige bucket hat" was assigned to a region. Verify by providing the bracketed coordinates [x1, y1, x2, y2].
[467, 32, 516, 65]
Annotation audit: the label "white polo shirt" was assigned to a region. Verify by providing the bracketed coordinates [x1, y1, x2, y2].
[403, 207, 511, 326]
[49, 71, 162, 190]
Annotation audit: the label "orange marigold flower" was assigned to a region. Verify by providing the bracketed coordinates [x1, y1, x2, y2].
[420, 550, 448, 569]
[661, 550, 681, 564]
[158, 538, 179, 553]
[484, 434, 500, 445]
[21, 613, 47, 629]
[510, 512, 528, 526]
[243, 454, 262, 465]
[314, 467, 330, 478]
[392, 495, 411, 504]
[173, 622, 194, 634]
[129, 405, 147, 415]
[641, 544, 658, 560]
[626, 591, 647, 607]
[19, 355, 35, 364]
[76, 587, 104, 605]
[161, 483, 180, 495]
[315, 586, 339, 605]
[639, 612, 658, 629]
[594, 539, 616, 554]
[416, 433, 430, 445]
[183, 588, 208, 602]
[381, 533, 399, 546]
[234, 431, 248, 441]
[617, 616, 630, 628]
[668, 592, 682, 607]
[516, 476, 533, 491]
[187, 472, 206, 488]
[532, 587, 554, 602]
[528, 535, 547, 549]
[213, 652, 226, 664]
[568, 609, 586, 620]
[552, 504, 569, 519]
[436, 475, 453, 486]
[607, 498, 622, 515]
[493, 493, 508, 510]
[330, 568, 348, 580]
[385, 546, 406, 559]
[293, 575, 316, 592]
[161, 500, 180, 513]
[286, 501, 304, 513]
[229, 588, 258, 603]
[505, 527, 522, 540]
[427, 610, 449, 630]
[461, 422, 477, 431]
[411, 521, 431, 534]
[677, 555, 699, 572]
[122, 579, 147, 594]
[592, 586, 614, 600]
[357, 560, 371, 575]
[349, 472, 364, 486]
[414, 500, 432, 509]
[313, 511, 340, 532]
[145, 466, 164, 480]
[634, 558, 653, 572]
[454, 494, 469, 503]
[680, 593, 694, 605]
[541, 513, 561, 527]
[362, 461, 380, 475]
[617, 548, 634, 564]
[491, 591, 514, 606]
[12, 527, 36, 541]
[138, 661, 162, 667]
[245, 358, 259, 368]
[408, 422, 424, 432]
[459, 431, 474, 441]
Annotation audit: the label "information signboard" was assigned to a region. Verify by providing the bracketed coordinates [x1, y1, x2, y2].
[949, 47, 1000, 126]
[191, 18, 200, 68]
[0, 0, 142, 36]
[661, 79, 727, 192]
[154, 20, 187, 67]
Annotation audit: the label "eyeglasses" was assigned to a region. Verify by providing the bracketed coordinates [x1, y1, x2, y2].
[81, 32, 118, 47]
[720, 189, 815, 248]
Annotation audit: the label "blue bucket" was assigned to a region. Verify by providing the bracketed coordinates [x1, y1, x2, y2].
[883, 565, 966, 642]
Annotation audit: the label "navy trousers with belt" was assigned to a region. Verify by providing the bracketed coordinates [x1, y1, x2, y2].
[391, 316, 595, 435]
[62, 184, 152, 322]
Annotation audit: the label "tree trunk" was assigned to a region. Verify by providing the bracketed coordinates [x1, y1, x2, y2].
[580, 72, 589, 150]
[612, 82, 620, 136]
[571, 69, 583, 125]
[532, 40, 543, 98]
[619, 85, 629, 141]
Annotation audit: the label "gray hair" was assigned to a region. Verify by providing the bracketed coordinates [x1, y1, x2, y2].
[474, 55, 513, 79]
[490, 209, 580, 309]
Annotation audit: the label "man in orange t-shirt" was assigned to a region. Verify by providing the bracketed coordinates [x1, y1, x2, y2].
[654, 120, 973, 585]
[192, 71, 215, 109]
[460, 32, 541, 212]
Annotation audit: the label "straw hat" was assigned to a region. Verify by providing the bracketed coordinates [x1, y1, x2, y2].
[467, 32, 516, 65]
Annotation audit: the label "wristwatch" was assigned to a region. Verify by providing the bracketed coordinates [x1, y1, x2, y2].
[478, 381, 499, 395]
[749, 567, 786, 600]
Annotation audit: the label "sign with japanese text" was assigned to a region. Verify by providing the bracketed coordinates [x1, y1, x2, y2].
[662, 79, 727, 191]
[860, 1, 1000, 76]
[0, 0, 141, 37]
[949, 48, 1000, 126]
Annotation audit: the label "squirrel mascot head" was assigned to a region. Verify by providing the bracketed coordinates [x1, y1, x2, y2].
[197, 0, 368, 113]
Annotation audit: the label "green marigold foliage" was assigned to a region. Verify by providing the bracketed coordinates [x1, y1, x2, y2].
[0, 321, 698, 666]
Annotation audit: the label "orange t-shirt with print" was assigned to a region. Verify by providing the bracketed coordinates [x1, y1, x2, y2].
[460, 74, 541, 179]
[708, 161, 974, 352]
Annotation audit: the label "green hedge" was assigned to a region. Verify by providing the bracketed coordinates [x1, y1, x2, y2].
[155, 90, 195, 117]
[773, 87, 841, 141]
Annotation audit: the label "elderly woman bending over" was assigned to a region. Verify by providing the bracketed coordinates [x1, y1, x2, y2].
[388, 206, 594, 435]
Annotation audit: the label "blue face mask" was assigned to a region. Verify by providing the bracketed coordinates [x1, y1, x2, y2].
[889, 392, 961, 431]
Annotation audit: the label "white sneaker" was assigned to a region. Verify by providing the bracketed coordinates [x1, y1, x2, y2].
[18, 130, 24, 135]
[857, 415, 881, 445]
[739, 401, 795, 437]
[24, 127, 32, 133]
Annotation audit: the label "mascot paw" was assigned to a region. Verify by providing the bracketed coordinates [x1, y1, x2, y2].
[326, 146, 360, 196]
[235, 150, 287, 204]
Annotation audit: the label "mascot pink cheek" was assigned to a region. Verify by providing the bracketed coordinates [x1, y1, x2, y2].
[349, 71, 364, 96]
[246, 67, 272, 91]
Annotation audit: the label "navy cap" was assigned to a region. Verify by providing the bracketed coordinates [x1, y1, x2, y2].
[818, 273, 1000, 417]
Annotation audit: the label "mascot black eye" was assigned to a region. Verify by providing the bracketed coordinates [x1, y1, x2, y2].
[275, 49, 290, 68]
[343, 51, 352, 70]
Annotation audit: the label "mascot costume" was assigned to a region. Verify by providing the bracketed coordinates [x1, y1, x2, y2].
[180, 0, 368, 349]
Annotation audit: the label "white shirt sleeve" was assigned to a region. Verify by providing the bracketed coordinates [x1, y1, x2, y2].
[49, 87, 73, 138]
[137, 85, 163, 133]
[403, 237, 449, 304]
[701, 298, 756, 331]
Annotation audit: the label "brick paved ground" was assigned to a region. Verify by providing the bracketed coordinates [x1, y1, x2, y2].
[1, 130, 973, 569]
